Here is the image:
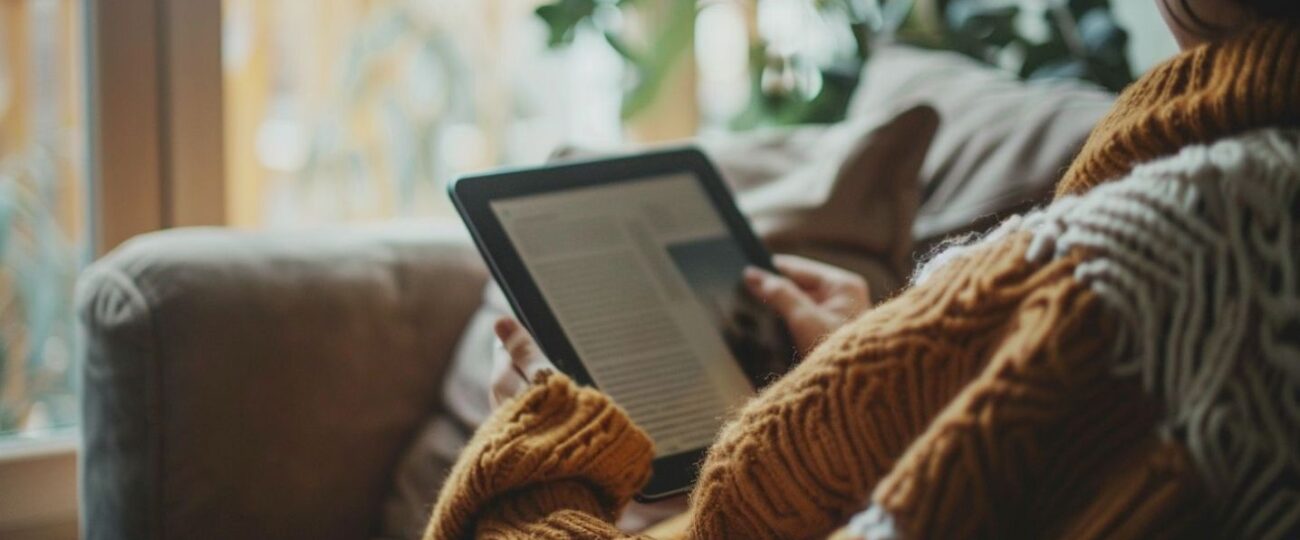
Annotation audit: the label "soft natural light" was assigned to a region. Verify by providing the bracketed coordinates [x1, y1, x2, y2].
[0, 0, 86, 441]
[221, 0, 633, 228]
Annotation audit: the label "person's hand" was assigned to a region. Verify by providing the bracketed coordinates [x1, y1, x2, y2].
[744, 254, 872, 357]
[489, 317, 558, 408]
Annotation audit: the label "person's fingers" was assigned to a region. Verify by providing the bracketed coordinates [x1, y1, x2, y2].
[772, 254, 836, 290]
[489, 338, 527, 407]
[493, 316, 521, 342]
[774, 254, 864, 294]
[774, 254, 871, 307]
[494, 317, 555, 382]
[744, 266, 817, 320]
[497, 318, 536, 363]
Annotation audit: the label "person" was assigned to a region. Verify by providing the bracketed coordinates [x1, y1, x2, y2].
[425, 0, 1300, 537]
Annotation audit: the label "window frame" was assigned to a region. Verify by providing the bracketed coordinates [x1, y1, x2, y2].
[87, 0, 226, 256]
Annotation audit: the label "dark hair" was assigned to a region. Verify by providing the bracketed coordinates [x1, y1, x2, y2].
[1173, 0, 1299, 39]
[1232, 0, 1300, 19]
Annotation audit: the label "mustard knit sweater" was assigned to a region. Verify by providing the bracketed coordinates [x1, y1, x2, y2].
[425, 23, 1300, 540]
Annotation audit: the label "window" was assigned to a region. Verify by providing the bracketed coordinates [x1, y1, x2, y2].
[221, 0, 640, 227]
[0, 0, 87, 440]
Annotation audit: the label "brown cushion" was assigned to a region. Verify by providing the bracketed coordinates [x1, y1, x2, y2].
[850, 44, 1114, 245]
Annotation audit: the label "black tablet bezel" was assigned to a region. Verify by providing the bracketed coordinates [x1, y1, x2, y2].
[449, 146, 790, 501]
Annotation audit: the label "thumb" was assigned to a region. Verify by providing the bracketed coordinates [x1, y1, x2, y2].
[744, 267, 816, 321]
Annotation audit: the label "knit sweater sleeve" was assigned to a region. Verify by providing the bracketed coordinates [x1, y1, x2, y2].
[685, 232, 1074, 539]
[423, 372, 653, 539]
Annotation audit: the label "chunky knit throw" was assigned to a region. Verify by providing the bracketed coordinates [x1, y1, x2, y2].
[424, 22, 1300, 540]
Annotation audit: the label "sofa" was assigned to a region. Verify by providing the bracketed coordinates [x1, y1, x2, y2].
[77, 45, 1115, 540]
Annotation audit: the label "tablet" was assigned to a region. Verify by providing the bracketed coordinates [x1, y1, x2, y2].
[449, 146, 795, 501]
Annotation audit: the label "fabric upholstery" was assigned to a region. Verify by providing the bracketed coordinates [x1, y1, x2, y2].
[78, 224, 488, 540]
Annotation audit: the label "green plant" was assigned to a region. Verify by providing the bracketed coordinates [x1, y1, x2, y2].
[535, 0, 1134, 128]
[537, 0, 698, 119]
[921, 0, 1133, 90]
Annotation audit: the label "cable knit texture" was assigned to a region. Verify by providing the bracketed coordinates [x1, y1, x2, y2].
[1055, 21, 1300, 196]
[424, 371, 652, 539]
[423, 22, 1300, 540]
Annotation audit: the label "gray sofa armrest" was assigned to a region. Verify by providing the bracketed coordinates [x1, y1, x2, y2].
[77, 223, 488, 540]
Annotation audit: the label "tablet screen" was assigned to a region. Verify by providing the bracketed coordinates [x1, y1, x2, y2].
[490, 173, 784, 457]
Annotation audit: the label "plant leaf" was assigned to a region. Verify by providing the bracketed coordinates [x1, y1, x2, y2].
[536, 0, 599, 47]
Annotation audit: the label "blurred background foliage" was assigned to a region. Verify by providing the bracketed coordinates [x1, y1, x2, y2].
[0, 145, 78, 434]
[0, 0, 83, 436]
[224, 0, 1152, 230]
[536, 0, 1134, 128]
